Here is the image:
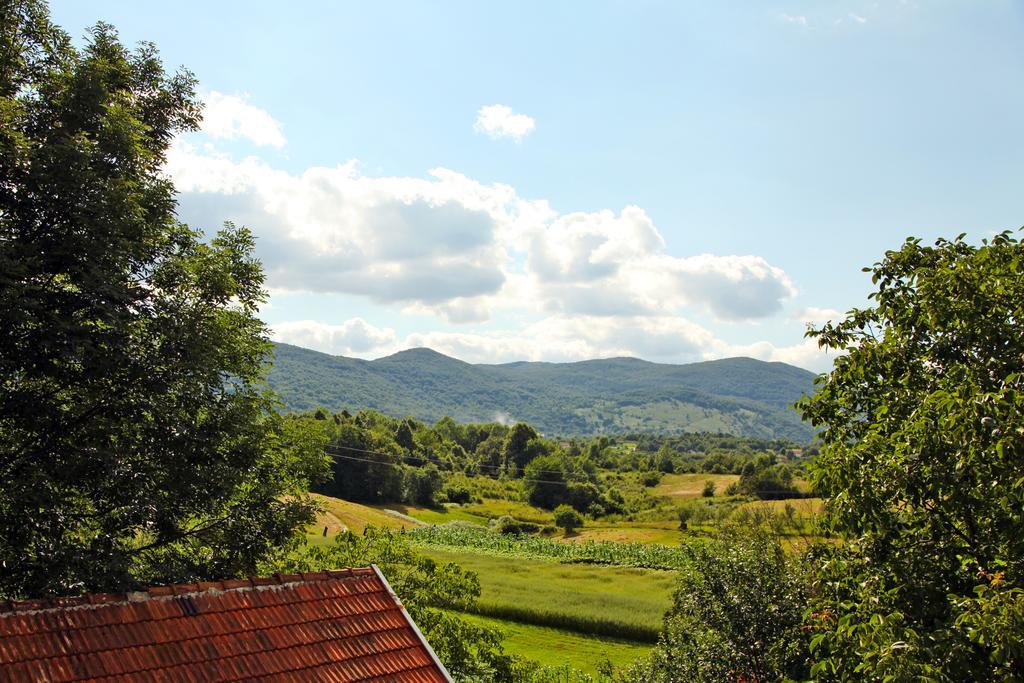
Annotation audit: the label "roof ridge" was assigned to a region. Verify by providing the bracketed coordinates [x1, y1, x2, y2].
[0, 567, 376, 616]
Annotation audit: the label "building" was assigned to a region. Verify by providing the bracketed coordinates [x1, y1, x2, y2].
[0, 566, 452, 682]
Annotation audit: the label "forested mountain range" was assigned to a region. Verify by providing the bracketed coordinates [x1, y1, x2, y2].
[267, 343, 818, 440]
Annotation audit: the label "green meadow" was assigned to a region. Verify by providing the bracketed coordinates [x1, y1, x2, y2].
[420, 546, 675, 642]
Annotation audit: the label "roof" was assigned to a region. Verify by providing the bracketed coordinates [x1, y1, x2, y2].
[0, 565, 452, 682]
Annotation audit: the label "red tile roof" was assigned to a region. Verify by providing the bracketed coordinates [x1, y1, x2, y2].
[0, 566, 452, 682]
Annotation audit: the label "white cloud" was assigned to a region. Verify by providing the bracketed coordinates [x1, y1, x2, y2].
[791, 306, 843, 326]
[781, 13, 809, 26]
[272, 318, 397, 356]
[166, 140, 797, 324]
[200, 92, 286, 148]
[849, 12, 867, 24]
[723, 338, 832, 373]
[474, 104, 536, 141]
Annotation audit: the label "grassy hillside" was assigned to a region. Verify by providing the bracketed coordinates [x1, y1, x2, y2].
[267, 343, 816, 439]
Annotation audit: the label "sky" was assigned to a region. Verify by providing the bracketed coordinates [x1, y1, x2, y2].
[51, 1, 1024, 371]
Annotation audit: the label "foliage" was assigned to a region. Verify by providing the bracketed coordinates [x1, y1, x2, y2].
[736, 455, 801, 500]
[797, 232, 1024, 679]
[492, 516, 541, 535]
[625, 529, 810, 683]
[554, 505, 584, 533]
[403, 464, 444, 506]
[701, 480, 715, 497]
[0, 2, 327, 598]
[268, 344, 816, 439]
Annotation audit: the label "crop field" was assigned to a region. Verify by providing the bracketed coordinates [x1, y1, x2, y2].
[408, 524, 694, 570]
[453, 612, 652, 675]
[421, 546, 675, 642]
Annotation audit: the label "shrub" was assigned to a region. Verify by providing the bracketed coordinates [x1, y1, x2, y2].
[491, 516, 540, 535]
[701, 480, 716, 497]
[443, 484, 472, 505]
[554, 505, 583, 533]
[640, 471, 662, 487]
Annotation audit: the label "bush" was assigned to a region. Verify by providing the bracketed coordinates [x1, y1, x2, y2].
[443, 484, 472, 505]
[640, 471, 662, 487]
[491, 516, 540, 535]
[554, 505, 583, 533]
[701, 480, 716, 497]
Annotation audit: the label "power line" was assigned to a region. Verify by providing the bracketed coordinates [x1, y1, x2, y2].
[322, 446, 816, 497]
[323, 443, 580, 477]
[325, 454, 585, 485]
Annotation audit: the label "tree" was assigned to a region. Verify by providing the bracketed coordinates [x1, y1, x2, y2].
[554, 505, 583, 534]
[523, 454, 566, 509]
[627, 529, 810, 682]
[501, 422, 544, 474]
[403, 464, 443, 506]
[701, 480, 716, 497]
[319, 423, 403, 502]
[797, 232, 1024, 679]
[0, 3, 327, 598]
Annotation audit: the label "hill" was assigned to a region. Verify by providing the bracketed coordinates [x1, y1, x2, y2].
[267, 343, 818, 440]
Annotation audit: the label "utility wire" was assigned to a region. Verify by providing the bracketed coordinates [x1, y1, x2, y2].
[322, 445, 813, 496]
[324, 451, 579, 487]
[323, 443, 581, 476]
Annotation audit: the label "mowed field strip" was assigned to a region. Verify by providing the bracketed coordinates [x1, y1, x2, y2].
[420, 546, 676, 642]
[453, 611, 653, 675]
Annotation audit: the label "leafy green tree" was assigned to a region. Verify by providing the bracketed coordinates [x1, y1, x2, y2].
[627, 530, 810, 682]
[0, 2, 328, 598]
[320, 423, 403, 502]
[797, 232, 1024, 680]
[403, 463, 443, 506]
[524, 454, 567, 509]
[554, 505, 583, 533]
[654, 445, 676, 473]
[502, 422, 544, 474]
[701, 480, 716, 497]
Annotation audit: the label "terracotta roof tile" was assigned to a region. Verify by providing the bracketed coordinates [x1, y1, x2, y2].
[0, 566, 450, 682]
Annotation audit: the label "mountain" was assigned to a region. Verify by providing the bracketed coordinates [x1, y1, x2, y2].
[267, 343, 819, 440]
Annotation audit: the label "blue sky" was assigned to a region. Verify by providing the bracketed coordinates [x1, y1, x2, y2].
[52, 1, 1024, 370]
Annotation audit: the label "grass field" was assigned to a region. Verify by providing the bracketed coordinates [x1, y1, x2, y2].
[652, 472, 740, 499]
[420, 546, 675, 642]
[454, 612, 651, 675]
[369, 502, 491, 526]
[306, 494, 418, 545]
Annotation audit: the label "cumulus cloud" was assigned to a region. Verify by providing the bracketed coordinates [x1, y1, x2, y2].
[792, 306, 843, 326]
[272, 318, 397, 356]
[474, 104, 536, 141]
[200, 92, 286, 148]
[166, 140, 797, 324]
